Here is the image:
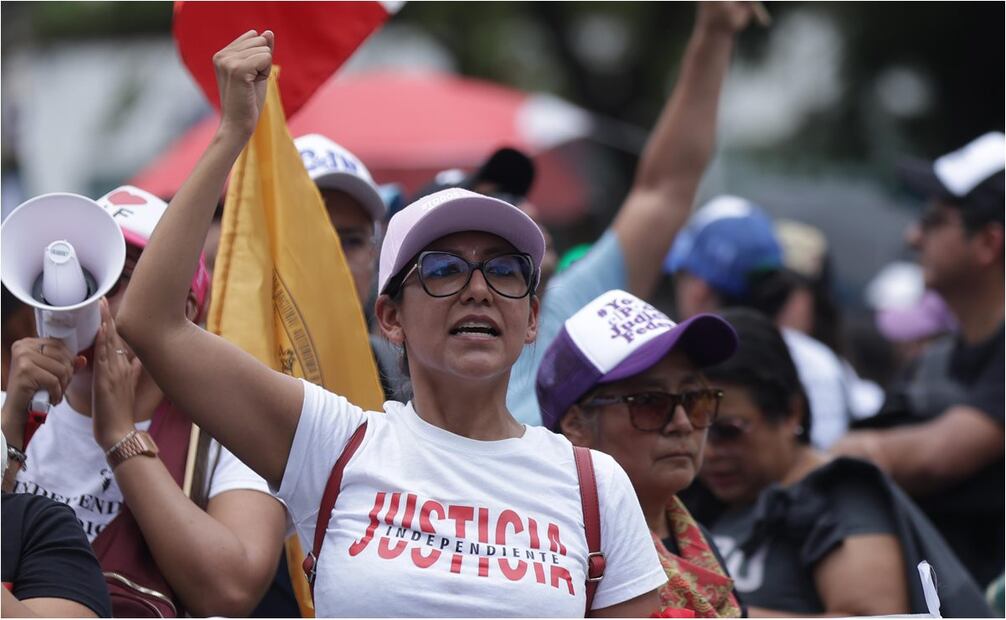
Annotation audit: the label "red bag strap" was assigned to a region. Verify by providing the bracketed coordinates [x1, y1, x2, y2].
[91, 401, 193, 617]
[302, 421, 368, 597]
[573, 445, 605, 616]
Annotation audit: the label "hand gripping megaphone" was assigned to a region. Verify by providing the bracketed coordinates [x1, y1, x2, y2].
[1, 193, 126, 413]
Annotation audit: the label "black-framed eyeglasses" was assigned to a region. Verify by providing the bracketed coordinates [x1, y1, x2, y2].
[398, 251, 535, 299]
[706, 418, 754, 443]
[582, 389, 723, 432]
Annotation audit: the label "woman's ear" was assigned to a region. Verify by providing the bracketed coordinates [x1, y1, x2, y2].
[525, 294, 540, 345]
[374, 294, 405, 346]
[559, 406, 597, 448]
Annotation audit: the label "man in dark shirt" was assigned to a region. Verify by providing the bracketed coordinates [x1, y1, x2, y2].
[2, 492, 112, 617]
[832, 131, 1005, 587]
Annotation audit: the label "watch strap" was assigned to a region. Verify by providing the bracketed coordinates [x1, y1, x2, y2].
[6, 443, 27, 472]
[106, 431, 159, 468]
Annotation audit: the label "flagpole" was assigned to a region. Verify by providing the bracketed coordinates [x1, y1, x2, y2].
[182, 424, 201, 498]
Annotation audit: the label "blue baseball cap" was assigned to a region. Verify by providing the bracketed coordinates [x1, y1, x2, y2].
[664, 195, 783, 298]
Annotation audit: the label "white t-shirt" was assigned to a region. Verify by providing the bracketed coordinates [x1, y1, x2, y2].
[11, 397, 275, 542]
[280, 380, 667, 617]
[781, 328, 850, 449]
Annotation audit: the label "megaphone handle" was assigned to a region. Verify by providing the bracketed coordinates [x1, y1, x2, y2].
[30, 390, 51, 415]
[32, 307, 82, 414]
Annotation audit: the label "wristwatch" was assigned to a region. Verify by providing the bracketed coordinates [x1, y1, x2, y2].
[106, 431, 159, 468]
[6, 442, 27, 472]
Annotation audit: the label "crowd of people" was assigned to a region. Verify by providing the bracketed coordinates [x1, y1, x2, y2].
[1, 2, 1003, 618]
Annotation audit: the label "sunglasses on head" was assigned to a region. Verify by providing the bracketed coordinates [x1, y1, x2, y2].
[581, 389, 723, 433]
[396, 251, 535, 299]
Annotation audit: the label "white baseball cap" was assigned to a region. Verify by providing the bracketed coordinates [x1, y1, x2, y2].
[95, 185, 210, 316]
[377, 188, 545, 295]
[295, 133, 386, 223]
[898, 131, 1005, 212]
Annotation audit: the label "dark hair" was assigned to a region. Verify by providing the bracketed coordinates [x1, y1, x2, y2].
[955, 171, 1005, 235]
[2, 284, 25, 324]
[805, 255, 843, 354]
[703, 307, 812, 444]
[960, 205, 1005, 233]
[723, 262, 844, 355]
[382, 255, 416, 301]
[724, 268, 800, 321]
[380, 269, 413, 381]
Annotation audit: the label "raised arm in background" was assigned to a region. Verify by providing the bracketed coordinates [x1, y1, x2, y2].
[613, 1, 754, 299]
[116, 30, 301, 488]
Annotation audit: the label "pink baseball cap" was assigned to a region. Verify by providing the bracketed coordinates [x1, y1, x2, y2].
[96, 185, 211, 320]
[377, 188, 545, 295]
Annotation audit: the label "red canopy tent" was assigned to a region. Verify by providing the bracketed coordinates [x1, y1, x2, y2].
[130, 70, 593, 223]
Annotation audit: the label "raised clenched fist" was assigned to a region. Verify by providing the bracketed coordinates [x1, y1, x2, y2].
[213, 29, 275, 137]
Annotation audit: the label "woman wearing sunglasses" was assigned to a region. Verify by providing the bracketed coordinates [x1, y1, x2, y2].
[695, 308, 992, 617]
[115, 31, 668, 617]
[536, 290, 743, 617]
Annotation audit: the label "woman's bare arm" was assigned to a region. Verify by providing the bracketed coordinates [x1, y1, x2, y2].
[1, 588, 97, 619]
[590, 588, 661, 618]
[749, 533, 910, 617]
[116, 30, 301, 486]
[612, 1, 755, 299]
[814, 533, 909, 615]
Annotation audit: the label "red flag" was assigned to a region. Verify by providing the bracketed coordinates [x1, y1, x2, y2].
[173, 1, 398, 117]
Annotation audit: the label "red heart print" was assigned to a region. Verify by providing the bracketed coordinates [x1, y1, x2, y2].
[105, 190, 147, 206]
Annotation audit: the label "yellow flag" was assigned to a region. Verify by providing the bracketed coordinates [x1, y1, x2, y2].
[207, 69, 385, 617]
[208, 69, 384, 410]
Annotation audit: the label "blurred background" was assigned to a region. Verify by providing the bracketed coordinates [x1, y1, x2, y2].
[2, 1, 1003, 366]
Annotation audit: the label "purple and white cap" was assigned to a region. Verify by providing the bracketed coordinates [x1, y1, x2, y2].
[378, 187, 545, 295]
[536, 289, 738, 431]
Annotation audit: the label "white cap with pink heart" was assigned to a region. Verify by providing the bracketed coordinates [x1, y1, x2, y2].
[96, 185, 210, 318]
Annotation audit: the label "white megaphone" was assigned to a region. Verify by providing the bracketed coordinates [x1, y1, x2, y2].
[1, 193, 126, 413]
